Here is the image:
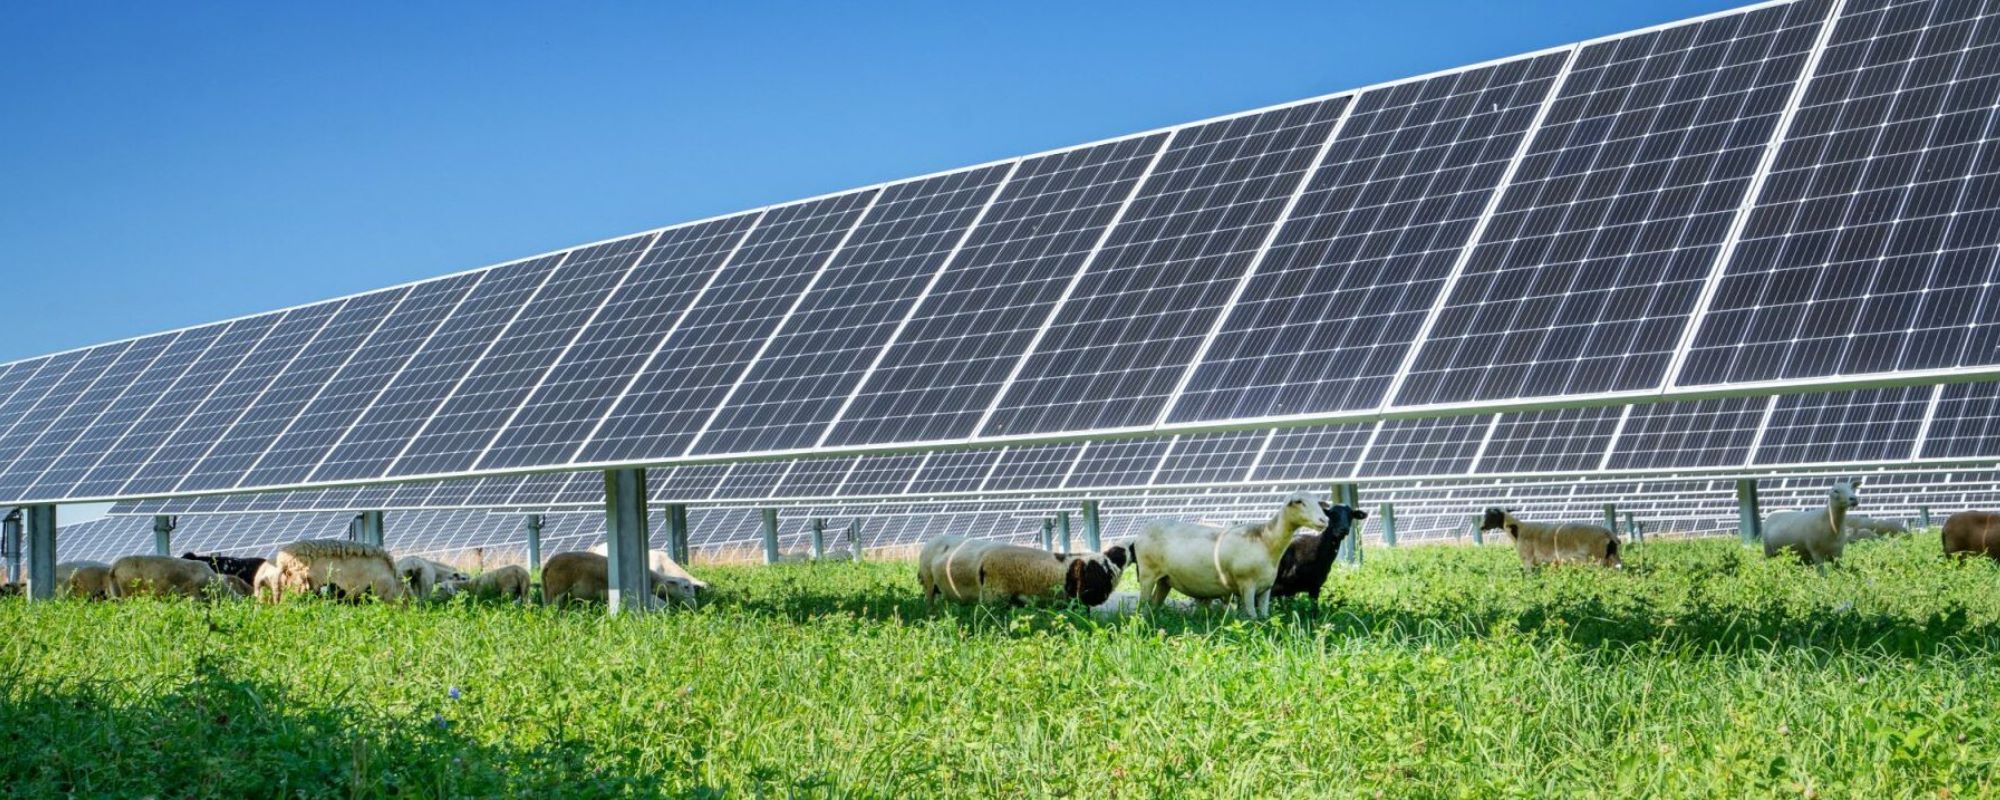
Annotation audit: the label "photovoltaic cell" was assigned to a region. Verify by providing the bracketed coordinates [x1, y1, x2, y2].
[1604, 396, 1767, 469]
[0, 343, 134, 489]
[476, 214, 758, 470]
[0, 351, 93, 454]
[982, 99, 1350, 436]
[578, 191, 879, 464]
[173, 288, 408, 492]
[1396, 0, 1834, 405]
[311, 254, 565, 482]
[1680, 0, 2000, 384]
[655, 464, 730, 502]
[119, 302, 345, 495]
[1474, 406, 1625, 473]
[234, 274, 478, 489]
[1921, 381, 2000, 458]
[389, 236, 655, 478]
[1064, 438, 1172, 488]
[772, 457, 855, 498]
[1153, 430, 1268, 485]
[709, 461, 791, 501]
[981, 443, 1085, 492]
[822, 135, 1169, 447]
[1251, 423, 1373, 482]
[691, 166, 1010, 455]
[1169, 53, 1570, 422]
[1752, 385, 1929, 464]
[838, 454, 925, 496]
[907, 450, 1003, 495]
[1358, 416, 1492, 476]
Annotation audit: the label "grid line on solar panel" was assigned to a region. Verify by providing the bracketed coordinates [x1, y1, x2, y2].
[1062, 438, 1173, 489]
[978, 98, 1351, 437]
[386, 235, 658, 478]
[1679, 0, 2000, 385]
[1603, 396, 1770, 469]
[690, 165, 1013, 455]
[0, 343, 139, 496]
[1166, 52, 1574, 424]
[232, 273, 482, 490]
[1357, 415, 1494, 476]
[981, 443, 1086, 492]
[1249, 423, 1374, 481]
[118, 302, 349, 496]
[816, 135, 1173, 447]
[709, 461, 792, 501]
[1474, 407, 1626, 473]
[575, 191, 880, 464]
[836, 453, 926, 497]
[1920, 381, 2000, 458]
[1395, 0, 1836, 407]
[308, 253, 570, 483]
[772, 457, 856, 498]
[1750, 385, 1930, 463]
[907, 449, 1003, 495]
[170, 288, 410, 493]
[475, 214, 760, 471]
[0, 352, 92, 448]
[1153, 430, 1269, 485]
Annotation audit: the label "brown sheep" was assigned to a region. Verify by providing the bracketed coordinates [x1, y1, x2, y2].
[55, 561, 115, 600]
[588, 543, 710, 595]
[1480, 508, 1622, 569]
[439, 565, 532, 603]
[260, 539, 406, 603]
[1943, 511, 2000, 561]
[542, 552, 695, 608]
[108, 555, 221, 599]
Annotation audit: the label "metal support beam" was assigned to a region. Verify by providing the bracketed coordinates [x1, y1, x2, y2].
[603, 467, 654, 615]
[1470, 518, 1484, 546]
[1040, 518, 1053, 551]
[847, 519, 862, 560]
[760, 508, 780, 565]
[1625, 511, 1640, 544]
[1601, 503, 1617, 534]
[24, 504, 55, 601]
[349, 511, 384, 548]
[811, 517, 826, 561]
[1080, 500, 1101, 550]
[152, 515, 176, 556]
[667, 504, 691, 565]
[3, 508, 21, 587]
[1378, 503, 1397, 547]
[1736, 478, 1762, 546]
[1057, 511, 1072, 554]
[1336, 483, 1361, 566]
[1920, 506, 1933, 529]
[524, 514, 544, 578]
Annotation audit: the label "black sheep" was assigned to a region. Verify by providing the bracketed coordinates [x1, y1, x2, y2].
[1270, 503, 1367, 601]
[180, 551, 266, 585]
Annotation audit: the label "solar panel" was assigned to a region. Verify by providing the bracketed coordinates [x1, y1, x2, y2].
[1751, 385, 1930, 463]
[980, 98, 1351, 436]
[1251, 423, 1373, 482]
[1680, 0, 2000, 384]
[837, 453, 926, 496]
[906, 449, 1002, 495]
[981, 443, 1086, 492]
[1357, 415, 1493, 476]
[1395, 0, 1835, 406]
[1064, 438, 1172, 488]
[1475, 406, 1627, 473]
[1153, 430, 1268, 485]
[1920, 380, 2000, 458]
[1167, 52, 1572, 423]
[0, 344, 142, 498]
[1603, 396, 1769, 469]
[771, 457, 855, 498]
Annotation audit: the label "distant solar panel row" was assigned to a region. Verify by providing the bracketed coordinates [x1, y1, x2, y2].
[4, 0, 1998, 506]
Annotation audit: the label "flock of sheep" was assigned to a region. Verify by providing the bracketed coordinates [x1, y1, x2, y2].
[17, 478, 1995, 616]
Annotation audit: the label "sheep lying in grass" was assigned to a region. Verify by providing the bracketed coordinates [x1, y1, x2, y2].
[1132, 491, 1332, 618]
[589, 543, 709, 596]
[257, 539, 406, 603]
[1762, 478, 1862, 569]
[1479, 509, 1622, 569]
[55, 561, 114, 599]
[917, 536, 1130, 607]
[1271, 504, 1369, 601]
[108, 555, 225, 599]
[439, 565, 532, 603]
[1942, 511, 2000, 561]
[542, 552, 696, 608]
[1843, 515, 1907, 542]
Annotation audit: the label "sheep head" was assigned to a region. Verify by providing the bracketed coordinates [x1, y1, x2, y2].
[1281, 491, 1331, 531]
[1479, 508, 1513, 531]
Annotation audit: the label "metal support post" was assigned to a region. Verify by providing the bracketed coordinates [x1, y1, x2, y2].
[603, 468, 654, 615]
[24, 505, 55, 601]
[1736, 478, 1762, 546]
[153, 515, 177, 556]
[1081, 500, 1102, 550]
[1378, 503, 1397, 547]
[1057, 511, 1072, 554]
[760, 508, 780, 565]
[811, 518, 826, 561]
[524, 514, 544, 578]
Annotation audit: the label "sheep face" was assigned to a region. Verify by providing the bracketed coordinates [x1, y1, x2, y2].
[1283, 492, 1331, 531]
[1830, 479, 1862, 511]
[1327, 504, 1368, 535]
[1479, 507, 1510, 531]
[1062, 554, 1123, 607]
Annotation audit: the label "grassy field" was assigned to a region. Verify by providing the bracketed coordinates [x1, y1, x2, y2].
[5, 535, 2000, 798]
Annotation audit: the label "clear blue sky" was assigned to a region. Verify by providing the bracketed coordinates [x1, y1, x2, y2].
[1, 1, 1755, 363]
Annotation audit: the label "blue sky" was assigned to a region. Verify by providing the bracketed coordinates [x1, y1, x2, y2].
[1, 0, 1754, 363]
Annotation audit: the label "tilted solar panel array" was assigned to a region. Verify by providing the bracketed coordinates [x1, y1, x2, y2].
[4, 0, 1999, 509]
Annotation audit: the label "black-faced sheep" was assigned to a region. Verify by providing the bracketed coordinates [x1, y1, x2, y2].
[180, 552, 266, 585]
[108, 555, 222, 599]
[1270, 503, 1370, 601]
[917, 536, 1128, 607]
[55, 561, 114, 600]
[1479, 508, 1622, 569]
[542, 552, 696, 608]
[1132, 491, 1332, 618]
[258, 539, 406, 603]
[1762, 478, 1862, 569]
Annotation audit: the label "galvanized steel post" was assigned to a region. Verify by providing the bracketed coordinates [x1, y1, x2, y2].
[1, 509, 18, 587]
[153, 515, 176, 556]
[1378, 503, 1397, 547]
[667, 504, 691, 565]
[760, 508, 780, 565]
[1625, 511, 1639, 543]
[1040, 518, 1053, 551]
[811, 518, 826, 561]
[1601, 503, 1617, 534]
[1081, 500, 1102, 550]
[1337, 483, 1361, 566]
[847, 520, 862, 561]
[1057, 511, 1072, 554]
[603, 467, 654, 615]
[524, 514, 544, 579]
[1920, 506, 1932, 529]
[24, 504, 55, 601]
[1736, 478, 1762, 546]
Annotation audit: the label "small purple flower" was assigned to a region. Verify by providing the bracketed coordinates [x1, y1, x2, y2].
[433, 713, 449, 730]
[448, 686, 461, 701]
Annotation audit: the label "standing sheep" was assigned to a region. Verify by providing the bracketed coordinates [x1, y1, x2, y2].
[259, 539, 406, 603]
[1270, 504, 1370, 600]
[1479, 509, 1622, 569]
[917, 536, 1129, 607]
[1132, 491, 1332, 618]
[108, 555, 222, 599]
[1762, 478, 1863, 569]
[1942, 511, 2000, 561]
[542, 552, 696, 608]
[55, 561, 115, 600]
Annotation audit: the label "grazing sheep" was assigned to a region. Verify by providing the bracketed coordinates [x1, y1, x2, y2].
[1942, 511, 2000, 561]
[916, 536, 1129, 607]
[1479, 509, 1622, 569]
[542, 552, 696, 608]
[1761, 478, 1863, 569]
[1843, 515, 1907, 542]
[55, 561, 115, 600]
[1270, 504, 1370, 600]
[395, 556, 454, 599]
[215, 574, 253, 599]
[439, 565, 532, 603]
[589, 544, 709, 595]
[261, 539, 406, 603]
[180, 552, 266, 585]
[1132, 491, 1332, 618]
[108, 555, 221, 599]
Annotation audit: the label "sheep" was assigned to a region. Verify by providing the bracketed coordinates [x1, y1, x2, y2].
[1942, 511, 2000, 561]
[588, 543, 709, 596]
[395, 556, 452, 599]
[55, 561, 115, 600]
[1131, 491, 1332, 618]
[438, 565, 532, 603]
[180, 552, 266, 585]
[108, 555, 222, 599]
[916, 536, 1129, 607]
[542, 551, 696, 608]
[1270, 504, 1370, 600]
[215, 574, 253, 599]
[1761, 478, 1863, 569]
[1479, 509, 1622, 569]
[1843, 515, 1907, 542]
[259, 539, 406, 603]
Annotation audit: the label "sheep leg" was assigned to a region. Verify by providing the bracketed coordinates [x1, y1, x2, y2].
[1239, 584, 1259, 618]
[1255, 588, 1272, 618]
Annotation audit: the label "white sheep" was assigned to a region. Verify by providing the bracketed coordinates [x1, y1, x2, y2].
[107, 555, 223, 599]
[588, 543, 709, 596]
[917, 536, 1129, 607]
[259, 539, 406, 603]
[395, 556, 443, 599]
[1843, 514, 1906, 542]
[1131, 491, 1331, 618]
[542, 551, 696, 608]
[1763, 478, 1863, 569]
[1478, 509, 1622, 569]
[55, 560, 114, 600]
[438, 565, 532, 603]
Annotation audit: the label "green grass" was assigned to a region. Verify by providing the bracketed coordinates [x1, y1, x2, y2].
[6, 535, 2000, 798]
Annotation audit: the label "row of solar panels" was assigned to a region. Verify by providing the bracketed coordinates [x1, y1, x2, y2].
[1, 0, 1994, 506]
[98, 378, 2000, 514]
